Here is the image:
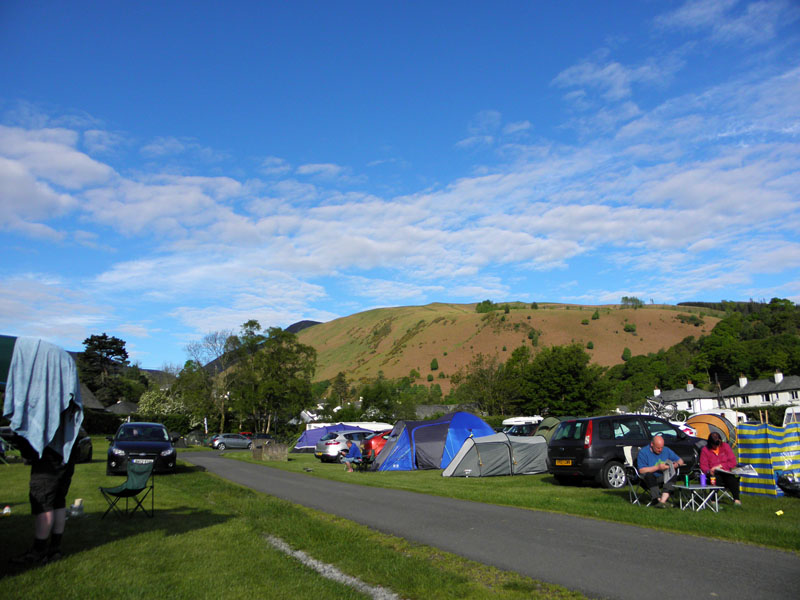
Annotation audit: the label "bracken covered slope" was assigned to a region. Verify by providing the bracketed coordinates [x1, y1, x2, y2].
[296, 302, 721, 394]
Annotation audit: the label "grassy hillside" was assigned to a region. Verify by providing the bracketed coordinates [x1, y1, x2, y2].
[296, 302, 722, 394]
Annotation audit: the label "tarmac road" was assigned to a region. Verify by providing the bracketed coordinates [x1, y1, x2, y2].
[183, 453, 799, 600]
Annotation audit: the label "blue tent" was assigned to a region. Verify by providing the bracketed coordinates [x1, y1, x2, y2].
[373, 412, 494, 471]
[292, 423, 372, 453]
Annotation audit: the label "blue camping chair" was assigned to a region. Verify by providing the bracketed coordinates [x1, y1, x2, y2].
[99, 460, 155, 518]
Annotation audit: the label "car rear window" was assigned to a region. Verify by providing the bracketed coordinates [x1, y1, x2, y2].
[643, 418, 679, 439]
[553, 421, 586, 441]
[320, 433, 339, 441]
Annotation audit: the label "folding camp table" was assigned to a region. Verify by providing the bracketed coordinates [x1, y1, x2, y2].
[674, 484, 725, 512]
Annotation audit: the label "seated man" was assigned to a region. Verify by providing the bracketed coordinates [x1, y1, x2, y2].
[637, 435, 685, 508]
[341, 439, 362, 473]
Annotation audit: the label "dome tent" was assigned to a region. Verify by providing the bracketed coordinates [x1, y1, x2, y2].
[442, 432, 549, 477]
[685, 413, 738, 447]
[373, 411, 494, 471]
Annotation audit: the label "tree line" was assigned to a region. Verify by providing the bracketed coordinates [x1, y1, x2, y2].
[77, 298, 800, 435]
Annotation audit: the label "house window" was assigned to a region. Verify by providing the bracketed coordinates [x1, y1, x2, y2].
[741, 397, 749, 405]
[763, 393, 771, 403]
[791, 391, 799, 400]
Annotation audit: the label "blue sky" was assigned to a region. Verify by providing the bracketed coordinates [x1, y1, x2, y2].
[1, 0, 799, 370]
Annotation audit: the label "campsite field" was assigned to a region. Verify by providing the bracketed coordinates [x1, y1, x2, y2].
[232, 451, 800, 553]
[0, 439, 583, 600]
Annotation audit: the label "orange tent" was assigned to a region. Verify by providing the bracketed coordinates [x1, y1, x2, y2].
[686, 413, 738, 448]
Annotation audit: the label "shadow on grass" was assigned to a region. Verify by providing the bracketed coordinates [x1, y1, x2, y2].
[0, 502, 230, 579]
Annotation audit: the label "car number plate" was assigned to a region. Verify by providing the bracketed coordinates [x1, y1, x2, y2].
[314, 452, 322, 457]
[133, 459, 154, 464]
[555, 459, 573, 466]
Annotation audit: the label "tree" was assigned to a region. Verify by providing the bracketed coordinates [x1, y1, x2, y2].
[78, 334, 149, 406]
[622, 347, 632, 361]
[173, 360, 214, 429]
[330, 371, 351, 405]
[430, 358, 439, 371]
[226, 322, 316, 435]
[449, 353, 505, 415]
[621, 296, 644, 309]
[78, 333, 129, 392]
[476, 299, 497, 313]
[185, 329, 235, 433]
[521, 344, 611, 416]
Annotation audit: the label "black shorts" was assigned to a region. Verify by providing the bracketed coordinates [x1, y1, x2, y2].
[29, 447, 75, 514]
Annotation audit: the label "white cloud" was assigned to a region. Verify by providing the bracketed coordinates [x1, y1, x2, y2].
[0, 156, 76, 229]
[296, 163, 344, 177]
[0, 125, 114, 189]
[83, 129, 124, 154]
[655, 0, 799, 45]
[552, 51, 683, 102]
[0, 275, 108, 347]
[259, 155, 291, 176]
[140, 136, 186, 157]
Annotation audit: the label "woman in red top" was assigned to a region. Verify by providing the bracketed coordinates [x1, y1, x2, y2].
[699, 431, 741, 505]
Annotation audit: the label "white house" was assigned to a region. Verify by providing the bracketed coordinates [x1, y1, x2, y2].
[720, 371, 800, 409]
[651, 382, 719, 414]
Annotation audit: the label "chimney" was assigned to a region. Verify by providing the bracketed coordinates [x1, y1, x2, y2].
[738, 374, 748, 388]
[653, 389, 661, 397]
[686, 381, 694, 392]
[774, 370, 784, 384]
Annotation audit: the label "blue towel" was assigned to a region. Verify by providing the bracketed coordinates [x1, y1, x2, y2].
[2, 337, 84, 462]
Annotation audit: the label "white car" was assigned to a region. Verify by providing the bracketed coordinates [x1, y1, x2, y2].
[314, 430, 372, 463]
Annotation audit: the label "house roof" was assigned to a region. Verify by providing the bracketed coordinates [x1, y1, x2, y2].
[656, 387, 717, 402]
[720, 374, 800, 397]
[106, 400, 139, 414]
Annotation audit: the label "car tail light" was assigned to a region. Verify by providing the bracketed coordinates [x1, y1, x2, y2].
[325, 441, 339, 446]
[583, 420, 593, 449]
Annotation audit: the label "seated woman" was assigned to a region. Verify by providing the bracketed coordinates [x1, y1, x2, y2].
[699, 432, 741, 506]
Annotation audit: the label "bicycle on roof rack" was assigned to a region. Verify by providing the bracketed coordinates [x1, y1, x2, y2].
[643, 397, 688, 422]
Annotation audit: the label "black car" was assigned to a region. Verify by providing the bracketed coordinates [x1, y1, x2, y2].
[73, 427, 93, 463]
[106, 422, 177, 475]
[548, 414, 704, 489]
[0, 425, 91, 463]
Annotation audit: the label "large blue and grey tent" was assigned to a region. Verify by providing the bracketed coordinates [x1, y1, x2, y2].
[292, 423, 373, 453]
[373, 412, 494, 471]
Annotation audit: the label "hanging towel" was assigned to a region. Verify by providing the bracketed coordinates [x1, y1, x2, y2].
[2, 337, 83, 462]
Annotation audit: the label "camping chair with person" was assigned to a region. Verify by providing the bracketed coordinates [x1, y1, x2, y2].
[99, 460, 155, 518]
[623, 446, 656, 507]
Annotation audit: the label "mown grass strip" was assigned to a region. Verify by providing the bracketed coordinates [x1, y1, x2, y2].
[0, 445, 584, 600]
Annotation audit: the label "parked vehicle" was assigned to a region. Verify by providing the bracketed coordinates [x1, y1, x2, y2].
[505, 423, 540, 436]
[314, 430, 373, 462]
[362, 429, 392, 458]
[548, 414, 704, 489]
[243, 432, 274, 445]
[210, 433, 253, 450]
[106, 422, 177, 475]
[0, 425, 92, 462]
[73, 427, 93, 463]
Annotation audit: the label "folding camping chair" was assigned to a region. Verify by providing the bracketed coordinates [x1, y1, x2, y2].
[99, 460, 155, 518]
[355, 449, 376, 472]
[623, 446, 655, 506]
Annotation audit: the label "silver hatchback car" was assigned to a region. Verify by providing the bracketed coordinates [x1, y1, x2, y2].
[211, 433, 253, 450]
[314, 430, 372, 462]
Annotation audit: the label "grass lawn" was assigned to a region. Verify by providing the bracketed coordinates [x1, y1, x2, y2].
[0, 439, 583, 600]
[229, 449, 800, 553]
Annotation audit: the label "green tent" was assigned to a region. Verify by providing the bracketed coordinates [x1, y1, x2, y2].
[534, 416, 575, 443]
